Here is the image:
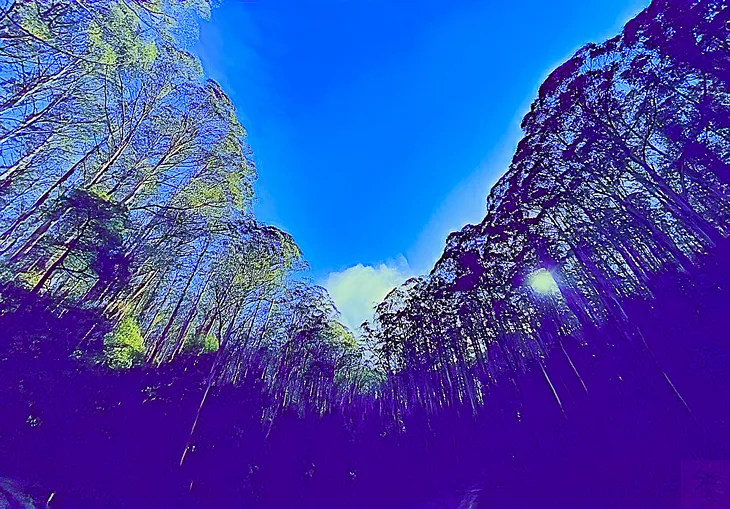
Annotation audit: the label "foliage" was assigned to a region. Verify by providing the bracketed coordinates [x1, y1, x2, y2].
[182, 332, 219, 354]
[1, 1, 730, 506]
[365, 0, 730, 418]
[2, 0, 728, 429]
[0, 0, 363, 419]
[104, 317, 144, 369]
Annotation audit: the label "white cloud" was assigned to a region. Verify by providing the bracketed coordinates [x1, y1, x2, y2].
[324, 256, 413, 331]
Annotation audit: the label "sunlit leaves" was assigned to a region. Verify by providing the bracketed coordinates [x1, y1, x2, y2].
[14, 1, 52, 41]
[87, 21, 117, 65]
[103, 317, 144, 369]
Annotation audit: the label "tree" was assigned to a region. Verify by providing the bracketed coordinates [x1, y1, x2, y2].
[368, 0, 730, 417]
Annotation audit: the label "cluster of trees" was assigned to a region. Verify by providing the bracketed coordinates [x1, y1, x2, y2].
[0, 0, 375, 419]
[3, 1, 730, 505]
[2, 0, 728, 429]
[365, 0, 730, 419]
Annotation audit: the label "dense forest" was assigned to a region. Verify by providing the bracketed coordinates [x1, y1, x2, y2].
[0, 0, 377, 419]
[365, 0, 730, 418]
[1, 0, 730, 507]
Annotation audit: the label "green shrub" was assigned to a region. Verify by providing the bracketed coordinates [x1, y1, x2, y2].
[103, 317, 144, 369]
[203, 333, 219, 353]
[182, 332, 219, 354]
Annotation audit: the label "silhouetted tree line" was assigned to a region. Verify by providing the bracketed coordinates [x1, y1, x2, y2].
[366, 0, 730, 421]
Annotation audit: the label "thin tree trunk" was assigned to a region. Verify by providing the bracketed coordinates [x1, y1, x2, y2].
[31, 222, 86, 294]
[148, 243, 209, 362]
[170, 272, 214, 359]
[0, 137, 107, 241]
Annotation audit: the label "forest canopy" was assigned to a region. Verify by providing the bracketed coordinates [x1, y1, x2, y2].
[1, 0, 729, 424]
[2, 1, 730, 506]
[0, 0, 374, 420]
[362, 0, 730, 418]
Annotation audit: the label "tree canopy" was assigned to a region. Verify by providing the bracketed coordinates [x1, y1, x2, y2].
[365, 0, 730, 419]
[1, 0, 729, 431]
[2, 1, 730, 506]
[0, 0, 369, 422]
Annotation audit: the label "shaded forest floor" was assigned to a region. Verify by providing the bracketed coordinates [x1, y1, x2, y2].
[1, 241, 730, 508]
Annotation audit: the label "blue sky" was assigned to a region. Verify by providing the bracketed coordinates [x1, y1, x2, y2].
[194, 0, 647, 329]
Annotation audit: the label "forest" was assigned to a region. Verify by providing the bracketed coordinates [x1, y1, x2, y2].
[1, 0, 729, 507]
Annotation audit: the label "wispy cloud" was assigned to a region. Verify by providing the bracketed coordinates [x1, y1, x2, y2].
[324, 256, 413, 331]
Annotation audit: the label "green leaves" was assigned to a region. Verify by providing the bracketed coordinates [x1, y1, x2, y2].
[140, 41, 159, 69]
[103, 317, 144, 369]
[0, 0, 365, 421]
[183, 332, 219, 354]
[85, 2, 163, 69]
[15, 1, 53, 42]
[87, 20, 117, 66]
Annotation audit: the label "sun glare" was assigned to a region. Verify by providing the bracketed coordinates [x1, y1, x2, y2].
[528, 269, 560, 295]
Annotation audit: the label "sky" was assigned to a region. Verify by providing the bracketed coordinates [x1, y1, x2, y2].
[194, 0, 648, 330]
